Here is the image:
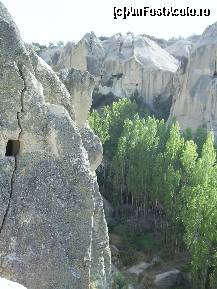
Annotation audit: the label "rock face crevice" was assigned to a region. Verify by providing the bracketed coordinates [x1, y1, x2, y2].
[0, 152, 16, 235]
[0, 64, 25, 235]
[0, 2, 111, 289]
[17, 65, 26, 115]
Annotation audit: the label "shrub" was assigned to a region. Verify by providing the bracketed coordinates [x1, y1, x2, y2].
[112, 272, 130, 289]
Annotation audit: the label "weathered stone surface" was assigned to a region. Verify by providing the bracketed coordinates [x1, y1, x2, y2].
[39, 26, 217, 135]
[39, 45, 63, 68]
[127, 262, 151, 275]
[90, 177, 111, 289]
[27, 47, 75, 120]
[100, 33, 179, 111]
[169, 22, 217, 136]
[102, 197, 114, 223]
[154, 269, 187, 289]
[165, 39, 193, 59]
[0, 2, 110, 289]
[0, 0, 31, 237]
[57, 32, 105, 76]
[56, 42, 76, 70]
[80, 124, 103, 172]
[59, 68, 95, 128]
[0, 278, 26, 289]
[58, 67, 103, 171]
[48, 32, 179, 111]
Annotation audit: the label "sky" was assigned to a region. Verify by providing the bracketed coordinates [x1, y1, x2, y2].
[1, 0, 217, 45]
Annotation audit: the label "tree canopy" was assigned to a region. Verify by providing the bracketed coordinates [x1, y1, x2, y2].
[89, 99, 216, 289]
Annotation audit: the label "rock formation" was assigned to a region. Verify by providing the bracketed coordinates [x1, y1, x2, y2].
[58, 32, 105, 77]
[39, 23, 217, 136]
[0, 2, 110, 289]
[42, 32, 179, 113]
[169, 22, 217, 137]
[165, 39, 193, 59]
[95, 33, 179, 112]
[39, 45, 63, 69]
[154, 269, 189, 289]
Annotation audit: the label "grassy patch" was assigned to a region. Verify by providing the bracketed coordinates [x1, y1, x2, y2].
[179, 263, 191, 273]
[112, 272, 130, 289]
[111, 224, 161, 266]
[133, 233, 160, 252]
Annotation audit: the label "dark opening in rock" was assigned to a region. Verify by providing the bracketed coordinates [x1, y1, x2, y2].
[213, 60, 217, 78]
[5, 140, 20, 157]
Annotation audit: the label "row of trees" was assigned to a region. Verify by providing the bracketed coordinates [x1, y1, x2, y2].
[89, 99, 217, 289]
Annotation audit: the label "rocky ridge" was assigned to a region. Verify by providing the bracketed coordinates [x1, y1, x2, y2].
[40, 22, 217, 137]
[42, 32, 180, 112]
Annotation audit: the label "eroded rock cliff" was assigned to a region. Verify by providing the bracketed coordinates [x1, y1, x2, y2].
[169, 22, 217, 136]
[40, 20, 217, 139]
[45, 32, 179, 113]
[96, 33, 179, 112]
[0, 2, 110, 289]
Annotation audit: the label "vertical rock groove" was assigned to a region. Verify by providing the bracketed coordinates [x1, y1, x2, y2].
[0, 65, 25, 235]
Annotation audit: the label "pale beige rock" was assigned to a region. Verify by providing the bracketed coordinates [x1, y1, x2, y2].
[165, 39, 193, 59]
[0, 2, 111, 289]
[53, 32, 179, 111]
[59, 68, 95, 128]
[27, 48, 75, 120]
[80, 124, 103, 172]
[58, 32, 105, 76]
[98, 33, 179, 109]
[169, 22, 217, 136]
[56, 42, 75, 70]
[39, 46, 63, 68]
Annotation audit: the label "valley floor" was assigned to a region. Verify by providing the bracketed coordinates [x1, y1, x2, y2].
[109, 216, 192, 289]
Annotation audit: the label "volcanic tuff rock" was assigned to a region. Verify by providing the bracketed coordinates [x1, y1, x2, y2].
[49, 23, 217, 135]
[58, 32, 105, 76]
[44, 32, 179, 111]
[58, 68, 95, 129]
[95, 32, 179, 111]
[39, 45, 63, 68]
[165, 39, 193, 59]
[0, 2, 111, 289]
[169, 22, 217, 136]
[58, 68, 103, 171]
